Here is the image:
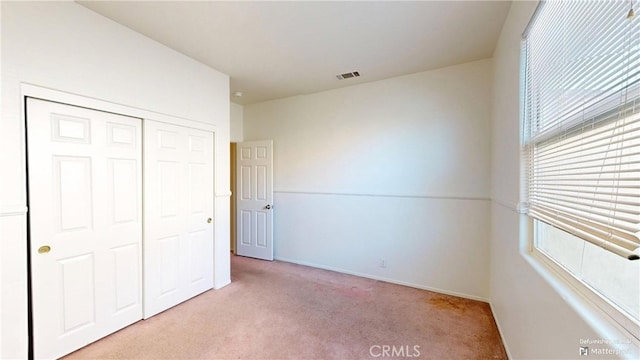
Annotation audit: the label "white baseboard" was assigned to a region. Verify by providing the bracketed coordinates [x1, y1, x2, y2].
[489, 301, 513, 360]
[274, 256, 490, 303]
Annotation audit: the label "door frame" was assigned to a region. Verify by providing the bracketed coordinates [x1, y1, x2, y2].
[21, 84, 219, 358]
[21, 85, 216, 132]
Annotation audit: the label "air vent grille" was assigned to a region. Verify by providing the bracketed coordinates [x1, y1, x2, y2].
[336, 71, 360, 80]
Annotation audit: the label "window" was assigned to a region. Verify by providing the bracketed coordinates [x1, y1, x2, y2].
[522, 0, 640, 334]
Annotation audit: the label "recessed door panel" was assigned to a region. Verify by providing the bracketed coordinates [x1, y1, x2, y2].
[256, 146, 267, 159]
[240, 166, 252, 200]
[159, 161, 180, 218]
[52, 114, 91, 143]
[107, 123, 136, 147]
[240, 147, 251, 160]
[113, 244, 140, 311]
[240, 210, 252, 246]
[55, 156, 93, 232]
[158, 130, 178, 149]
[159, 235, 180, 295]
[189, 163, 206, 214]
[110, 159, 138, 224]
[256, 166, 267, 201]
[256, 212, 267, 248]
[189, 135, 205, 153]
[188, 230, 207, 284]
[60, 254, 96, 333]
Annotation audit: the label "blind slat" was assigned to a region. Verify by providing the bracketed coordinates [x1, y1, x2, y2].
[530, 208, 639, 260]
[531, 195, 640, 221]
[534, 189, 640, 207]
[533, 115, 640, 156]
[530, 205, 639, 248]
[533, 186, 639, 199]
[534, 167, 640, 177]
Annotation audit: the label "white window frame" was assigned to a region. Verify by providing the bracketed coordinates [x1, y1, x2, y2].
[529, 224, 639, 342]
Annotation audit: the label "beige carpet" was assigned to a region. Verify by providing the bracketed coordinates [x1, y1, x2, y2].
[64, 255, 507, 359]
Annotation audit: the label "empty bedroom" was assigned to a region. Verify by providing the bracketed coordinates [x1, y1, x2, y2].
[0, 1, 638, 359]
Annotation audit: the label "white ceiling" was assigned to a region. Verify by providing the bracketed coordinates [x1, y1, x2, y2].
[78, 1, 511, 105]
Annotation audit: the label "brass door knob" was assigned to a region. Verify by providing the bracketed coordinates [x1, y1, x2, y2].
[207, 218, 213, 223]
[38, 245, 51, 254]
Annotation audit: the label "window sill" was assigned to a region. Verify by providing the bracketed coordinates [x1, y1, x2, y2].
[521, 247, 640, 359]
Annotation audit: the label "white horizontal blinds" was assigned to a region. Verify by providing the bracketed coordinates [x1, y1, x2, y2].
[524, 0, 640, 260]
[527, 1, 640, 139]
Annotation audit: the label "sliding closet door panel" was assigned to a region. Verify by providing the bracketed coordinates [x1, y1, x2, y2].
[143, 120, 214, 318]
[27, 98, 142, 359]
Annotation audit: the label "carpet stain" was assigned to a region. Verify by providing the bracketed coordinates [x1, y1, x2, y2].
[334, 285, 370, 299]
[426, 296, 467, 313]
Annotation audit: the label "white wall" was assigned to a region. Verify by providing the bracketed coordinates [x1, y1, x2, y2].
[490, 2, 639, 359]
[229, 102, 243, 253]
[230, 102, 244, 143]
[0, 2, 4, 355]
[244, 59, 493, 300]
[0, 2, 230, 358]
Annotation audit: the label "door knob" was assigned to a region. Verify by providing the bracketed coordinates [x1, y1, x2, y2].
[207, 218, 213, 223]
[38, 245, 51, 254]
[265, 204, 272, 210]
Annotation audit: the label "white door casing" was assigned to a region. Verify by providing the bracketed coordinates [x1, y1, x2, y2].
[143, 120, 215, 318]
[236, 140, 274, 260]
[27, 98, 143, 359]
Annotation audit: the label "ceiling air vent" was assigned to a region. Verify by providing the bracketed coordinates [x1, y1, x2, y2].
[336, 71, 360, 80]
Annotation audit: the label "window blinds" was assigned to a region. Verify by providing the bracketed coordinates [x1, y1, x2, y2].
[523, 0, 640, 260]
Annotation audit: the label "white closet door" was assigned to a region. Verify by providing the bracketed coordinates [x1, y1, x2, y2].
[27, 98, 143, 359]
[143, 120, 214, 318]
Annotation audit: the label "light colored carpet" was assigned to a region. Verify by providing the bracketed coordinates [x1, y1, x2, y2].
[64, 255, 506, 359]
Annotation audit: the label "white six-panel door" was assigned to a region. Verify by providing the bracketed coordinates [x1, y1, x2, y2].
[236, 140, 274, 260]
[143, 120, 215, 318]
[27, 98, 143, 359]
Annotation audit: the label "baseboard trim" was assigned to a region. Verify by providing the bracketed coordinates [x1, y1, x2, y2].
[274, 256, 490, 303]
[489, 301, 513, 360]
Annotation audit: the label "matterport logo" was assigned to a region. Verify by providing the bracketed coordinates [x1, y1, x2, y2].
[369, 345, 421, 358]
